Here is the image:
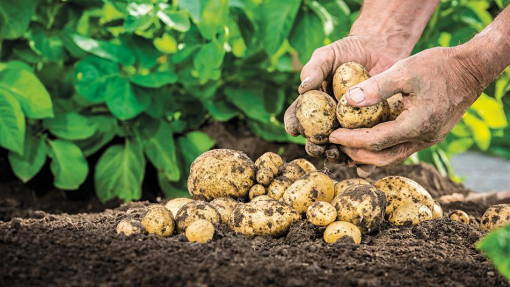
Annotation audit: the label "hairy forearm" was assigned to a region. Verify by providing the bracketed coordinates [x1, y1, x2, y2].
[350, 0, 441, 59]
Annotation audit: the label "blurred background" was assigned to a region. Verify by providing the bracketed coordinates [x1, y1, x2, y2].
[0, 0, 508, 204]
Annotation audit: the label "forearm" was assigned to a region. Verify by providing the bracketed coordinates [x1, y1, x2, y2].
[350, 0, 441, 59]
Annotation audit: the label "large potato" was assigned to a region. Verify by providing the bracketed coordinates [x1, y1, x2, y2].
[251, 195, 275, 202]
[164, 197, 194, 218]
[255, 152, 283, 186]
[334, 178, 371, 197]
[229, 200, 300, 237]
[387, 93, 404, 121]
[374, 176, 434, 217]
[175, 201, 221, 233]
[186, 219, 215, 243]
[336, 95, 389, 129]
[331, 184, 386, 234]
[332, 62, 369, 101]
[481, 204, 510, 231]
[283, 172, 335, 213]
[116, 219, 146, 236]
[296, 90, 339, 144]
[306, 201, 337, 227]
[388, 203, 432, 225]
[188, 149, 256, 201]
[210, 197, 240, 224]
[141, 205, 175, 237]
[324, 221, 362, 244]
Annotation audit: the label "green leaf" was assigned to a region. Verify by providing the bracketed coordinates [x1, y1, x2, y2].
[0, 0, 33, 39]
[158, 172, 190, 198]
[129, 72, 178, 88]
[74, 56, 119, 103]
[43, 112, 97, 140]
[0, 90, 25, 154]
[28, 25, 65, 62]
[157, 9, 191, 32]
[445, 138, 474, 155]
[74, 115, 118, 156]
[0, 61, 33, 72]
[477, 224, 510, 281]
[70, 33, 136, 66]
[471, 93, 508, 129]
[225, 87, 271, 123]
[193, 41, 225, 80]
[262, 0, 302, 56]
[247, 119, 306, 144]
[95, 139, 146, 203]
[124, 3, 155, 33]
[205, 100, 239, 121]
[153, 33, 178, 54]
[144, 88, 177, 119]
[47, 140, 88, 190]
[0, 68, 54, 119]
[105, 79, 151, 120]
[178, 0, 205, 23]
[198, 0, 229, 40]
[320, 0, 351, 40]
[186, 131, 215, 152]
[8, 132, 47, 183]
[463, 112, 491, 151]
[120, 34, 159, 69]
[289, 8, 326, 65]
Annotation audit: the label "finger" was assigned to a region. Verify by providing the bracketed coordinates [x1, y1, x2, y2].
[339, 143, 418, 167]
[298, 46, 336, 94]
[356, 164, 376, 178]
[305, 141, 326, 157]
[284, 98, 302, 137]
[324, 144, 346, 164]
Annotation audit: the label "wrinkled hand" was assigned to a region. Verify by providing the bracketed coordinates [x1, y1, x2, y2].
[329, 47, 483, 166]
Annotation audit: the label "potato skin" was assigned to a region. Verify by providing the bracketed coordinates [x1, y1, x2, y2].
[175, 201, 221, 233]
[306, 201, 337, 227]
[229, 200, 300, 237]
[251, 195, 275, 202]
[290, 159, 317, 174]
[387, 93, 404, 121]
[255, 152, 283, 186]
[267, 177, 293, 200]
[431, 201, 443, 219]
[374, 176, 434, 217]
[336, 95, 389, 129]
[185, 219, 215, 243]
[188, 149, 256, 201]
[324, 221, 362, 244]
[481, 204, 510, 231]
[331, 184, 386, 234]
[164, 197, 194, 218]
[283, 172, 335, 213]
[249, 184, 267, 201]
[334, 178, 371, 197]
[449, 210, 470, 224]
[296, 90, 339, 144]
[388, 203, 433, 226]
[141, 205, 175, 237]
[210, 197, 240, 224]
[332, 62, 369, 101]
[116, 219, 146, 236]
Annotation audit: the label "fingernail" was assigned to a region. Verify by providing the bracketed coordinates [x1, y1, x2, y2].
[300, 76, 310, 88]
[329, 135, 339, 143]
[347, 87, 365, 103]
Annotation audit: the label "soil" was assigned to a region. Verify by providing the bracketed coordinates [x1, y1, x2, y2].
[0, 122, 508, 286]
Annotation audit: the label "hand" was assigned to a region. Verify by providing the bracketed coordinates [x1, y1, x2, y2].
[329, 46, 484, 166]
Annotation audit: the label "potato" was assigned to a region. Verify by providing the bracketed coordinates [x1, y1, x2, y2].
[185, 219, 215, 243]
[431, 201, 443, 219]
[141, 205, 175, 237]
[374, 176, 435, 217]
[283, 172, 335, 213]
[249, 184, 266, 200]
[295, 90, 339, 144]
[116, 219, 146, 236]
[387, 93, 404, 121]
[255, 152, 283, 186]
[332, 62, 369, 101]
[164, 197, 194, 218]
[229, 200, 300, 237]
[481, 204, 510, 231]
[388, 203, 433, 225]
[336, 95, 389, 129]
[188, 149, 256, 201]
[334, 178, 371, 197]
[251, 195, 275, 202]
[210, 197, 240, 224]
[331, 184, 386, 234]
[306, 201, 337, 227]
[175, 201, 221, 233]
[267, 177, 293, 200]
[290, 158, 317, 174]
[324, 221, 362, 244]
[255, 152, 284, 169]
[449, 210, 469, 224]
[280, 163, 306, 182]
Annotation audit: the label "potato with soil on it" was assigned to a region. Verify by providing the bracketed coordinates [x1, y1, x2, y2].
[187, 149, 256, 201]
[175, 201, 221, 233]
[116, 219, 146, 236]
[229, 200, 300, 237]
[290, 158, 317, 174]
[323, 221, 362, 244]
[387, 93, 405, 121]
[331, 184, 386, 234]
[255, 152, 283, 186]
[210, 197, 240, 224]
[388, 203, 433, 226]
[449, 210, 470, 224]
[164, 197, 194, 218]
[250, 195, 275, 202]
[336, 95, 389, 129]
[249, 184, 266, 200]
[283, 172, 335, 213]
[481, 204, 510, 231]
[332, 62, 369, 101]
[295, 90, 339, 144]
[306, 201, 337, 227]
[334, 178, 371, 197]
[267, 163, 306, 200]
[431, 201, 443, 219]
[185, 219, 215, 243]
[141, 205, 175, 237]
[374, 176, 435, 217]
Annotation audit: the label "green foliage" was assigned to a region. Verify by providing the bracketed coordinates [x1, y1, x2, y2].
[477, 224, 510, 281]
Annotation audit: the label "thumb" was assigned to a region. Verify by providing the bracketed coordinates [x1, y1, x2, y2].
[345, 68, 404, 107]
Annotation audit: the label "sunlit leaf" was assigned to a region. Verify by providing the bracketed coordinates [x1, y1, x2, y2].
[47, 140, 88, 190]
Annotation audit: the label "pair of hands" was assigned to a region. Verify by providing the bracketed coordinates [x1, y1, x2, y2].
[284, 35, 483, 170]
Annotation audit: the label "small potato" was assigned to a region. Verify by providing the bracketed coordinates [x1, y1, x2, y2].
[324, 221, 362, 244]
[332, 62, 369, 101]
[432, 201, 443, 219]
[229, 200, 300, 237]
[249, 184, 266, 200]
[306, 201, 337, 227]
[387, 93, 404, 121]
[175, 201, 221, 233]
[188, 149, 256, 201]
[334, 178, 371, 197]
[449, 210, 469, 224]
[186, 219, 215, 243]
[267, 177, 293, 200]
[164, 197, 194, 218]
[116, 219, 146, 236]
[255, 152, 283, 186]
[336, 95, 389, 129]
[331, 184, 386, 234]
[280, 163, 306, 182]
[296, 90, 339, 144]
[374, 176, 435, 217]
[141, 205, 175, 237]
[210, 197, 240, 224]
[481, 204, 510, 231]
[255, 152, 284, 169]
[290, 158, 317, 174]
[251, 195, 275, 202]
[388, 203, 433, 226]
[283, 172, 335, 213]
